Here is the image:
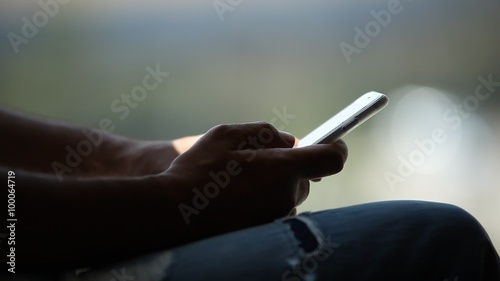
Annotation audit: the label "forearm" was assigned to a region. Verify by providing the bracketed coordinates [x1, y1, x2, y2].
[0, 108, 178, 178]
[0, 108, 123, 175]
[8, 168, 190, 272]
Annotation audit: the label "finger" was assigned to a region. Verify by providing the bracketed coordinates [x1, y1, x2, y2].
[296, 180, 310, 206]
[294, 139, 349, 179]
[264, 141, 348, 180]
[332, 139, 348, 162]
[204, 122, 295, 150]
[295, 143, 346, 179]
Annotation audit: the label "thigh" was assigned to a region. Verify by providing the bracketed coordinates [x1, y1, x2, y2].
[302, 200, 499, 281]
[63, 200, 500, 281]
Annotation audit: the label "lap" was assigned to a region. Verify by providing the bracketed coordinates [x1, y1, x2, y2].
[14, 200, 498, 281]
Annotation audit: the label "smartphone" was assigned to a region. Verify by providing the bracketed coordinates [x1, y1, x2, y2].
[297, 92, 389, 147]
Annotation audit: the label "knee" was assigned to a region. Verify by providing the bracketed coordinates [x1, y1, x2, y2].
[389, 201, 489, 242]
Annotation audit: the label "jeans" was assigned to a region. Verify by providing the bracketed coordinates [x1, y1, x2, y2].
[18, 200, 500, 281]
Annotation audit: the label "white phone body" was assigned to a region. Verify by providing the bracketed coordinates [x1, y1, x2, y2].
[297, 92, 389, 147]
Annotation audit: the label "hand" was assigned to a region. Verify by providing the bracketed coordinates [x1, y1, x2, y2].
[163, 122, 348, 234]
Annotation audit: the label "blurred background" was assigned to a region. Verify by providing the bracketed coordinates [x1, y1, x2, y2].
[1, 0, 499, 250]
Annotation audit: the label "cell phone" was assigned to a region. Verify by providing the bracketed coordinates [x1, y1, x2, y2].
[297, 92, 389, 147]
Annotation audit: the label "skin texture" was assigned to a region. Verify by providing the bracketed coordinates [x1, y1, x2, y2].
[0, 108, 347, 272]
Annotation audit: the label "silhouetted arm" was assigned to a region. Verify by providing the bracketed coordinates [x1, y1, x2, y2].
[0, 108, 186, 179]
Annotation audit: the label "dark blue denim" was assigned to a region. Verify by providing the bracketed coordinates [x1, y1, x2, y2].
[53, 201, 500, 281]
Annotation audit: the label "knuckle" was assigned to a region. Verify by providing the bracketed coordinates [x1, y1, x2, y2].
[254, 121, 275, 131]
[209, 124, 231, 136]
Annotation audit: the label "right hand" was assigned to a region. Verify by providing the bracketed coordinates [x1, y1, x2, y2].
[163, 122, 348, 234]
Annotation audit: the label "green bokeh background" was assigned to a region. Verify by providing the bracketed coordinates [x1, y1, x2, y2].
[1, 0, 500, 251]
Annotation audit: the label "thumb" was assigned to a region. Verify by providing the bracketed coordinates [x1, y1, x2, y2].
[277, 141, 348, 180]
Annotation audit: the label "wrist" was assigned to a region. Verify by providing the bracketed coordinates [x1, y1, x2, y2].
[132, 139, 180, 175]
[75, 133, 138, 177]
[98, 137, 180, 177]
[76, 130, 181, 177]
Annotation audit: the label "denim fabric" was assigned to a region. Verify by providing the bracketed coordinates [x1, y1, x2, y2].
[162, 201, 500, 281]
[7, 200, 499, 281]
